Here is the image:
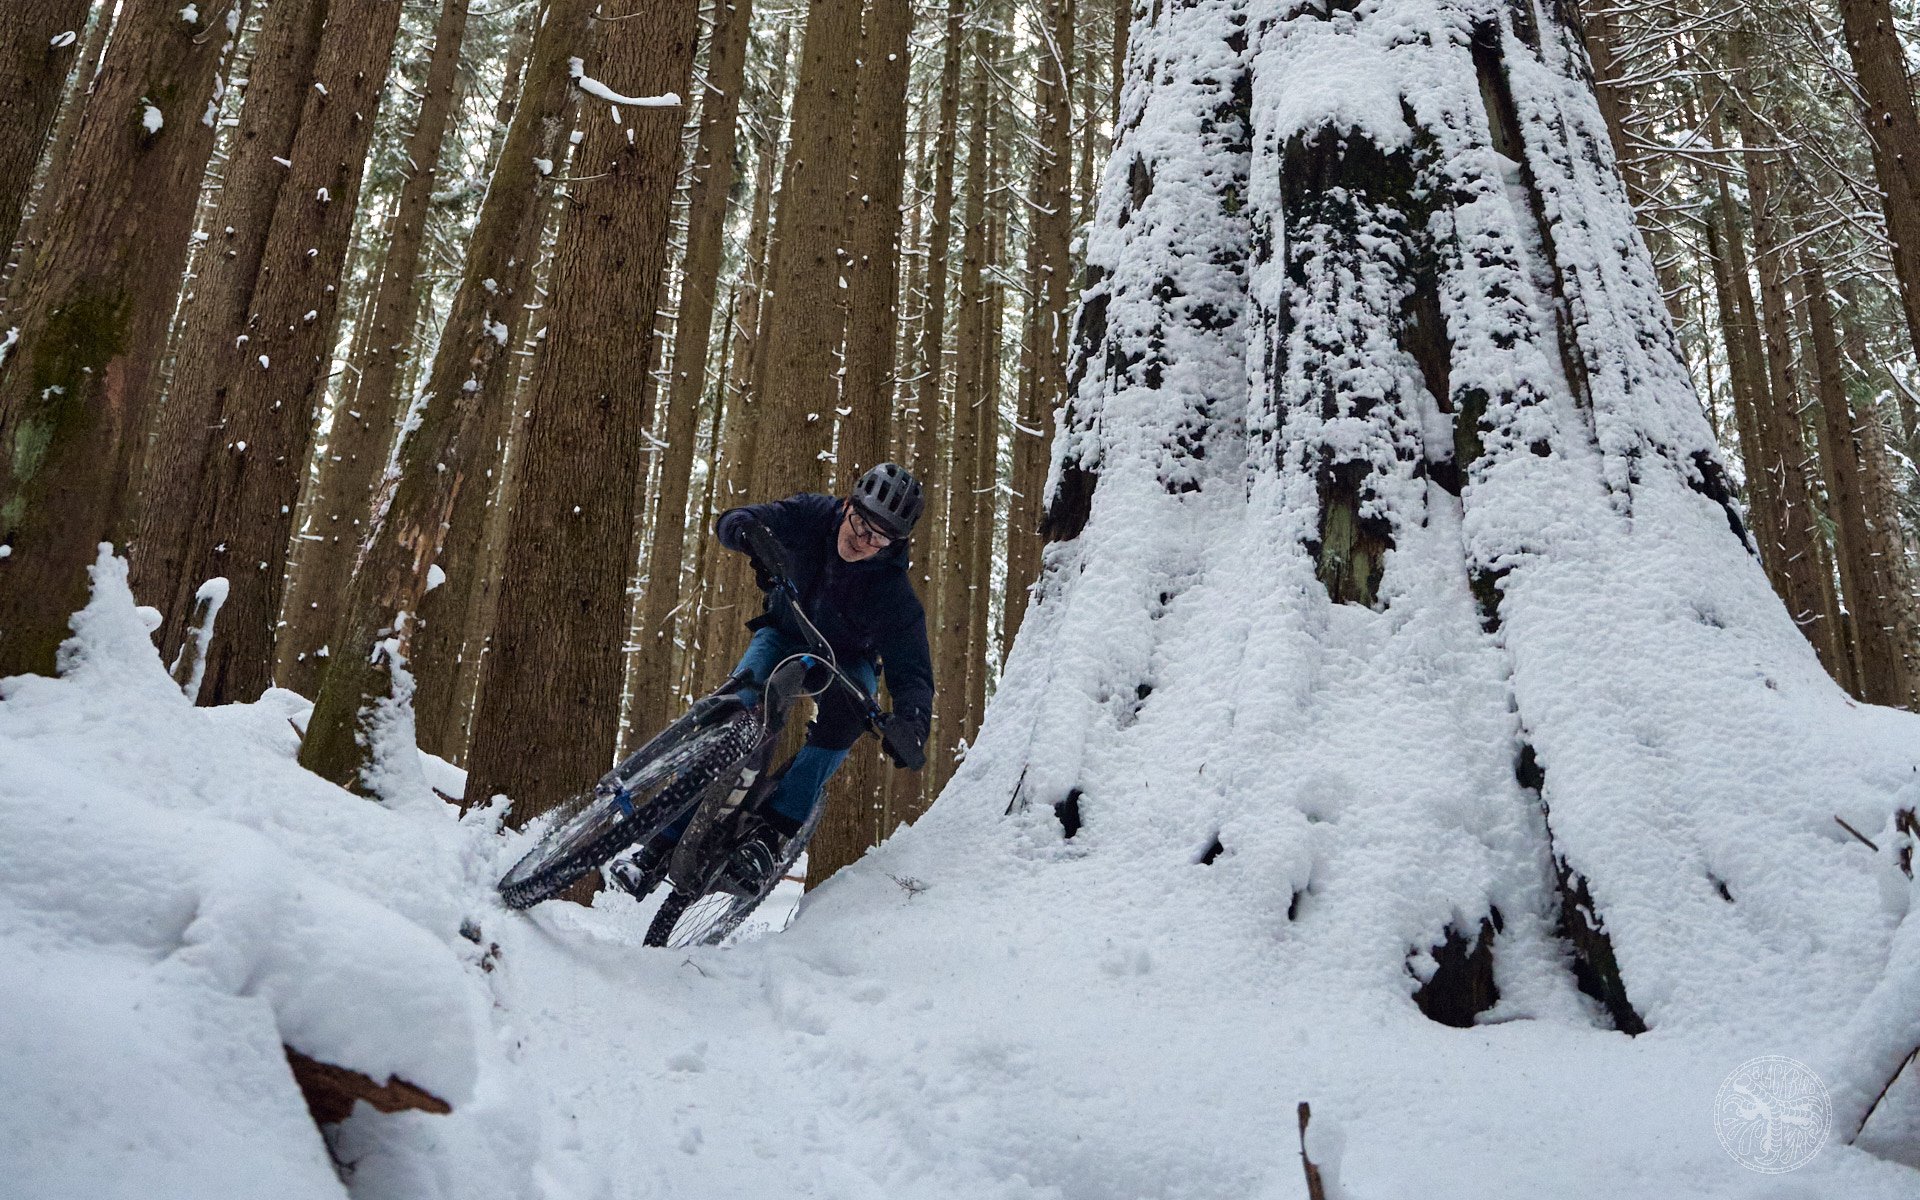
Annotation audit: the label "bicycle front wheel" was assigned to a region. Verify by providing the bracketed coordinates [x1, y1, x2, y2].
[497, 708, 759, 909]
[641, 805, 822, 948]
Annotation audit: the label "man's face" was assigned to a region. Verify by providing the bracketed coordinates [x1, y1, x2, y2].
[837, 500, 891, 563]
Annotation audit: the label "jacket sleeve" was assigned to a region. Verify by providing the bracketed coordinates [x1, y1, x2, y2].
[873, 596, 934, 722]
[716, 494, 830, 555]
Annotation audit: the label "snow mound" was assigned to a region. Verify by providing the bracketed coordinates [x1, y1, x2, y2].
[2, 555, 1918, 1197]
[0, 551, 487, 1199]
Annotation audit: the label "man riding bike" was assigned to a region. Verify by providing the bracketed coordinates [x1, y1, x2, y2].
[609, 462, 933, 898]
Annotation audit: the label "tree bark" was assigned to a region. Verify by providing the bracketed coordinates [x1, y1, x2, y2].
[897, 112, 928, 463]
[1574, 0, 1647, 214]
[0, 0, 91, 254]
[409, 21, 577, 763]
[679, 295, 732, 699]
[1008, 0, 1074, 642]
[966, 84, 1005, 733]
[0, 0, 242, 679]
[458, 0, 699, 822]
[1572, 0, 1682, 324]
[280, 0, 471, 699]
[1697, 101, 1783, 601]
[1729, 37, 1846, 676]
[930, 33, 990, 795]
[1075, 2, 1097, 229]
[302, 0, 601, 785]
[1833, 0, 1920, 373]
[159, 0, 405, 706]
[837, 0, 914, 480]
[910, 0, 966, 485]
[805, 0, 919, 883]
[746, 0, 864, 501]
[132, 0, 330, 636]
[696, 17, 787, 699]
[626, 0, 755, 744]
[5, 0, 114, 301]
[1799, 248, 1920, 709]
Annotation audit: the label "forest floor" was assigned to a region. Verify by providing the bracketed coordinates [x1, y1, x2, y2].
[3, 556, 1918, 1200]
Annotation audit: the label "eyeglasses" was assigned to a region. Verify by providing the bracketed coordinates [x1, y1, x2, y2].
[847, 506, 893, 548]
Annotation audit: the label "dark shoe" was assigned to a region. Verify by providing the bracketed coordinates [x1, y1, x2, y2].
[721, 822, 786, 896]
[610, 841, 669, 900]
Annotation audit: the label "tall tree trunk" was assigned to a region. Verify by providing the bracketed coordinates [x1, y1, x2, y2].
[159, 0, 405, 706]
[457, 0, 699, 822]
[627, 0, 755, 744]
[0, 0, 242, 680]
[911, 0, 966, 483]
[696, 18, 787, 700]
[1703, 186, 1778, 563]
[746, 0, 862, 501]
[409, 17, 573, 763]
[1009, 0, 1074, 642]
[806, 0, 918, 884]
[1729, 37, 1845, 676]
[897, 112, 928, 463]
[1574, 0, 1646, 215]
[965, 83, 1006, 732]
[1696, 91, 1785, 595]
[279, 0, 472, 698]
[302, 0, 600, 783]
[1833, 0, 1920, 372]
[1572, 0, 1682, 324]
[930, 35, 989, 795]
[477, 4, 537, 178]
[896, 2, 964, 819]
[680, 296, 733, 698]
[0, 0, 91, 253]
[1075, 2, 1097, 229]
[837, 0, 913, 479]
[6, 0, 115, 300]
[722, 19, 788, 432]
[132, 0, 330, 636]
[1799, 249, 1920, 709]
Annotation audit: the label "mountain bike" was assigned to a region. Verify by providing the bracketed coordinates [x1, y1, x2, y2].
[495, 522, 919, 949]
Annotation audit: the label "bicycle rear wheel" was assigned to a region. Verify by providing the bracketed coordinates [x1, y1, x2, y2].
[497, 708, 758, 909]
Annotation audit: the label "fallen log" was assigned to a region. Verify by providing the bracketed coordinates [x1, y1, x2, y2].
[285, 1046, 451, 1125]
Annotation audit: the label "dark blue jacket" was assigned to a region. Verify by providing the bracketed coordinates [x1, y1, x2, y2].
[716, 494, 934, 732]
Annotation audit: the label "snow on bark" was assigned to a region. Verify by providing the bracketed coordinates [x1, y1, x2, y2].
[1013, 0, 1254, 825]
[168, 575, 230, 703]
[1047, 0, 1253, 526]
[974, 0, 1920, 1065]
[355, 619, 432, 809]
[568, 56, 680, 107]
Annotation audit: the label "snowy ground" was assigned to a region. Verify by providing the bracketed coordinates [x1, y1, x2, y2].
[3, 555, 1918, 1200]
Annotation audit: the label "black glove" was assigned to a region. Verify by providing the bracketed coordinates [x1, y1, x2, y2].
[739, 518, 791, 590]
[879, 711, 928, 771]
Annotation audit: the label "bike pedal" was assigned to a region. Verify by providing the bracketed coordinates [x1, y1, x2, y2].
[610, 846, 668, 900]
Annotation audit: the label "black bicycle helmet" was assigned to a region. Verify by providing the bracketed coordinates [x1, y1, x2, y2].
[851, 462, 924, 539]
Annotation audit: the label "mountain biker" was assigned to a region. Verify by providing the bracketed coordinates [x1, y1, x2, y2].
[612, 462, 933, 897]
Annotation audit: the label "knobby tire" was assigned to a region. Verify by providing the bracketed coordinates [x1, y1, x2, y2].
[496, 710, 757, 910]
[641, 803, 824, 948]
